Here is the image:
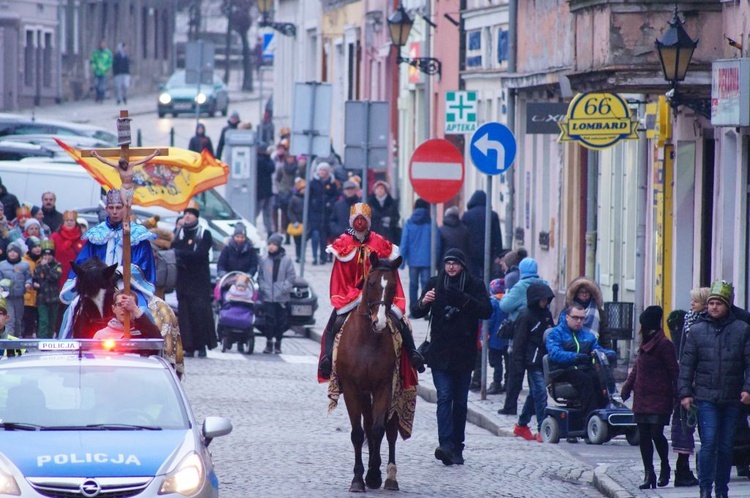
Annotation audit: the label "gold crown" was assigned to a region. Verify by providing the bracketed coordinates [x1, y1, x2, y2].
[349, 203, 372, 220]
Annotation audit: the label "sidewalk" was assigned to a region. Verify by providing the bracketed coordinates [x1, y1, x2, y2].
[296, 255, 750, 498]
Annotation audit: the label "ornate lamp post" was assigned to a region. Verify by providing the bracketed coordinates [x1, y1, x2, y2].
[655, 7, 709, 118]
[387, 4, 441, 76]
[257, 0, 296, 37]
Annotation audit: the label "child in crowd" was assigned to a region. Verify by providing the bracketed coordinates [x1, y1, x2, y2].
[22, 236, 41, 337]
[226, 274, 255, 304]
[258, 233, 296, 354]
[33, 240, 62, 339]
[487, 278, 510, 394]
[0, 240, 31, 336]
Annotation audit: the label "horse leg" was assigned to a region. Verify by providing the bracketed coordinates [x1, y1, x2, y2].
[345, 391, 366, 493]
[365, 388, 391, 490]
[384, 414, 400, 491]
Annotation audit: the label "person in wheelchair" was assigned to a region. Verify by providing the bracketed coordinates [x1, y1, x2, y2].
[545, 302, 617, 420]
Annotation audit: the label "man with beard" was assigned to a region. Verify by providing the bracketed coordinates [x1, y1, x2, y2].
[317, 203, 424, 379]
[172, 201, 215, 357]
[411, 248, 492, 465]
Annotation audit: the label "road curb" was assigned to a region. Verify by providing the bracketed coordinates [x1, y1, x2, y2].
[593, 464, 634, 498]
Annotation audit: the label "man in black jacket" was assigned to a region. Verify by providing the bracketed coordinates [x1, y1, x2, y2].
[256, 146, 276, 234]
[412, 248, 492, 466]
[461, 190, 502, 278]
[679, 280, 750, 498]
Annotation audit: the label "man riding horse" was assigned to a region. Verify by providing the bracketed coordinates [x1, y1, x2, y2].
[318, 202, 425, 380]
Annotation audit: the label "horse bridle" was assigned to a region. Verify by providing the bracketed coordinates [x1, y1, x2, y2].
[360, 265, 395, 318]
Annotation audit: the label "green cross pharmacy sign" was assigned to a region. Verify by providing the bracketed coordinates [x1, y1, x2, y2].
[445, 91, 478, 134]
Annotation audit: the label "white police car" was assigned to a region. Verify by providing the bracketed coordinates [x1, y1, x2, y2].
[0, 339, 231, 497]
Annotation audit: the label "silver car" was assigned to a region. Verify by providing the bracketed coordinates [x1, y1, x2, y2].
[0, 339, 232, 497]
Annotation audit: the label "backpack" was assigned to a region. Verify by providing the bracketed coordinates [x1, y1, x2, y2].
[155, 249, 178, 292]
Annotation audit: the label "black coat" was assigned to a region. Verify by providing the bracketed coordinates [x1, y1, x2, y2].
[368, 194, 400, 244]
[329, 195, 360, 238]
[216, 122, 239, 160]
[188, 134, 214, 156]
[411, 270, 492, 372]
[256, 152, 275, 200]
[511, 282, 556, 374]
[461, 191, 503, 266]
[439, 211, 470, 262]
[288, 193, 304, 225]
[678, 311, 750, 403]
[172, 223, 213, 297]
[217, 239, 258, 277]
[309, 177, 338, 233]
[42, 208, 63, 233]
[0, 186, 19, 222]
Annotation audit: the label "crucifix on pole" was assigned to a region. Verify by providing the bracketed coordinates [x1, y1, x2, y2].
[80, 110, 169, 338]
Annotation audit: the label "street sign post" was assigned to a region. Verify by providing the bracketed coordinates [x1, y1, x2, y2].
[409, 139, 465, 275]
[344, 101, 389, 196]
[469, 121, 516, 400]
[469, 122, 517, 175]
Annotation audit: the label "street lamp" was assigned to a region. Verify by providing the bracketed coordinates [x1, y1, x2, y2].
[257, 0, 296, 37]
[388, 4, 441, 76]
[654, 7, 709, 118]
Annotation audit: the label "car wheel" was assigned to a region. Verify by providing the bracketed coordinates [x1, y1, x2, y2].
[172, 112, 179, 118]
[209, 102, 217, 117]
[158, 111, 166, 118]
[540, 416, 560, 444]
[586, 414, 609, 445]
[221, 106, 228, 117]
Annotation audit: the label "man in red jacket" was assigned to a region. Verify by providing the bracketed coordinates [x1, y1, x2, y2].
[318, 203, 424, 379]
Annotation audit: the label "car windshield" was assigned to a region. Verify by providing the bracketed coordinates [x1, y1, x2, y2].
[0, 364, 189, 430]
[192, 189, 237, 220]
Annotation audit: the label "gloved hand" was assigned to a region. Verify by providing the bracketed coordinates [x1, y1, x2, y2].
[606, 351, 617, 366]
[620, 390, 630, 402]
[575, 353, 590, 365]
[444, 286, 468, 306]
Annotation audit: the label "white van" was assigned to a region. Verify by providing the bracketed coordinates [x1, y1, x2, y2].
[0, 157, 264, 253]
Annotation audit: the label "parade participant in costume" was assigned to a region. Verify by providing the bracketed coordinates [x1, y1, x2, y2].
[317, 202, 424, 380]
[68, 189, 156, 282]
[93, 290, 161, 340]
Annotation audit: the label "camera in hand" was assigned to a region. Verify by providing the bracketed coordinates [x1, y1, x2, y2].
[444, 306, 460, 322]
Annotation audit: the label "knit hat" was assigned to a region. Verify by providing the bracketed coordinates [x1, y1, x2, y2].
[639, 305, 663, 330]
[267, 233, 284, 247]
[414, 198, 429, 210]
[316, 162, 331, 174]
[24, 219, 42, 233]
[343, 180, 358, 190]
[490, 278, 505, 296]
[25, 236, 40, 250]
[445, 206, 459, 218]
[295, 177, 306, 192]
[229, 111, 240, 123]
[519, 257, 538, 278]
[708, 280, 734, 307]
[443, 248, 467, 268]
[184, 199, 200, 218]
[505, 248, 528, 268]
[7, 240, 25, 256]
[106, 189, 123, 206]
[349, 203, 372, 227]
[233, 222, 247, 236]
[40, 239, 55, 255]
[372, 180, 390, 193]
[31, 205, 41, 217]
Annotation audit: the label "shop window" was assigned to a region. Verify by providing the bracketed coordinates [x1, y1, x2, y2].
[466, 30, 482, 68]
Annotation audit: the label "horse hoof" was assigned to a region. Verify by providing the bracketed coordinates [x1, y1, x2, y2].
[349, 479, 366, 493]
[365, 471, 382, 489]
[384, 479, 399, 491]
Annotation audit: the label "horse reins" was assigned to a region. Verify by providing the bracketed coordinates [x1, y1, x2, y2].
[360, 265, 395, 318]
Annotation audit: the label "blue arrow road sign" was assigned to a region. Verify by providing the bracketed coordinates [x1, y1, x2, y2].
[470, 122, 517, 175]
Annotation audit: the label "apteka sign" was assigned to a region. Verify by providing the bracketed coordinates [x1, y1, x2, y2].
[558, 93, 638, 150]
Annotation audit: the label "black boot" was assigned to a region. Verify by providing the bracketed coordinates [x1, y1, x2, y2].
[396, 316, 425, 372]
[318, 311, 341, 379]
[658, 462, 670, 487]
[699, 488, 713, 498]
[452, 444, 465, 465]
[263, 339, 273, 354]
[639, 468, 656, 489]
[274, 339, 282, 354]
[674, 454, 699, 487]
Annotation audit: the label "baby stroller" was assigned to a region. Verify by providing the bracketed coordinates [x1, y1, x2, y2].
[214, 271, 257, 354]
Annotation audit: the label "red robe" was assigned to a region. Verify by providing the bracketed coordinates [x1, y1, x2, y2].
[326, 230, 406, 315]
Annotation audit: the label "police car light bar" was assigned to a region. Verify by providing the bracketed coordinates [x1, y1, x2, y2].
[0, 339, 165, 354]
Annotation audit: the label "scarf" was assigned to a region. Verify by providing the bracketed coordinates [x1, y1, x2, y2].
[582, 300, 600, 336]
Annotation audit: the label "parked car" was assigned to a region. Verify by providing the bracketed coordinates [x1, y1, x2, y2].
[0, 113, 117, 145]
[157, 70, 229, 118]
[0, 339, 232, 497]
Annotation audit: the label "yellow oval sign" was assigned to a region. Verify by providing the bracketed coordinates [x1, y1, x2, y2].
[558, 93, 638, 149]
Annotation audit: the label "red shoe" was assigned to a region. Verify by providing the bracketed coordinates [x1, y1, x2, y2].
[513, 424, 535, 441]
[536, 432, 543, 443]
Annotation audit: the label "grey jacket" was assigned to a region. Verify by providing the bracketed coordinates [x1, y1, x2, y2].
[258, 249, 295, 304]
[0, 259, 31, 299]
[678, 311, 750, 403]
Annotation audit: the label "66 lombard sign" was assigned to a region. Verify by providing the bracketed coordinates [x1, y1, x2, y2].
[558, 93, 638, 150]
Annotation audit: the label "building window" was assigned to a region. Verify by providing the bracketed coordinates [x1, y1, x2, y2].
[24, 30, 34, 87]
[43, 32, 52, 87]
[163, 12, 170, 60]
[497, 29, 508, 64]
[466, 30, 482, 68]
[142, 7, 148, 59]
[153, 9, 159, 60]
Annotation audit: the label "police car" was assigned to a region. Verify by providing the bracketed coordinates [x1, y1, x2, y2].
[0, 339, 232, 497]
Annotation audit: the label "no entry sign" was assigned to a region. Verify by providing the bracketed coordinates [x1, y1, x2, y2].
[408, 139, 464, 204]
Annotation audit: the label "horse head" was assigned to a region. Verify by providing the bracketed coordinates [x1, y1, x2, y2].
[362, 252, 403, 333]
[70, 258, 118, 338]
[71, 258, 118, 299]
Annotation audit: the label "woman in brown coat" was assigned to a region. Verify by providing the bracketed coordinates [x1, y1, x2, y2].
[621, 305, 679, 489]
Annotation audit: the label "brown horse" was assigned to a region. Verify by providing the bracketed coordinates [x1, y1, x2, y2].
[335, 253, 404, 493]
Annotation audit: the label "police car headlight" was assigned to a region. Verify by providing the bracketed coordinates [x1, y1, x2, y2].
[159, 452, 204, 495]
[194, 93, 207, 104]
[0, 468, 20, 496]
[159, 93, 172, 105]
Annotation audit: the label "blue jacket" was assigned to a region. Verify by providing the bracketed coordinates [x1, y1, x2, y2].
[499, 275, 548, 321]
[545, 309, 613, 371]
[488, 296, 509, 350]
[399, 207, 432, 268]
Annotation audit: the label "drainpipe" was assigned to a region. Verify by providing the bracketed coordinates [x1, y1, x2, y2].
[584, 149, 598, 278]
[505, 0, 517, 250]
[633, 99, 648, 363]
